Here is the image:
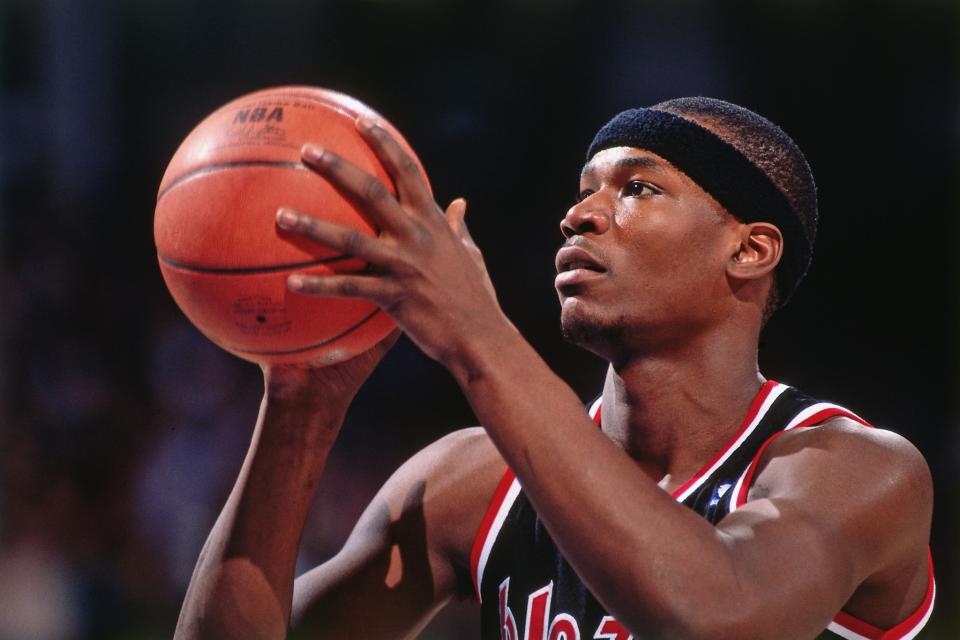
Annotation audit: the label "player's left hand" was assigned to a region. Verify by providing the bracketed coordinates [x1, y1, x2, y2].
[277, 116, 511, 371]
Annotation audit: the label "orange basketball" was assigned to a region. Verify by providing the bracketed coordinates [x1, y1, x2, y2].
[155, 86, 426, 365]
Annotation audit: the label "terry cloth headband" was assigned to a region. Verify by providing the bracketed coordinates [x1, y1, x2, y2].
[586, 107, 813, 305]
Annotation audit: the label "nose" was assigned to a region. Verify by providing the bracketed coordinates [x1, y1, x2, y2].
[560, 198, 610, 239]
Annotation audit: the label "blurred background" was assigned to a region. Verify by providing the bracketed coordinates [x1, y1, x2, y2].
[1, 0, 957, 637]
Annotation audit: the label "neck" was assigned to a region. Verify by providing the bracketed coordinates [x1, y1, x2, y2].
[599, 326, 764, 492]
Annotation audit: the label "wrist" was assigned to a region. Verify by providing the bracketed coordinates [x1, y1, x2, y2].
[262, 369, 353, 425]
[258, 390, 347, 454]
[264, 363, 356, 402]
[445, 313, 523, 386]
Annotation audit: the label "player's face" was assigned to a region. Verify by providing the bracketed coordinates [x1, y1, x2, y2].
[555, 146, 742, 359]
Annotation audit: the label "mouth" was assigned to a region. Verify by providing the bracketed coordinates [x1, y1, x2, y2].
[555, 245, 607, 275]
[554, 244, 607, 292]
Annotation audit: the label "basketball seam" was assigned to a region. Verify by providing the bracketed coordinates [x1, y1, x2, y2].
[157, 160, 309, 200]
[251, 92, 364, 118]
[157, 252, 357, 275]
[157, 90, 367, 198]
[224, 308, 386, 356]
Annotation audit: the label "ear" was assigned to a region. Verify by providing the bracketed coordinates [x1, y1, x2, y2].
[726, 222, 783, 283]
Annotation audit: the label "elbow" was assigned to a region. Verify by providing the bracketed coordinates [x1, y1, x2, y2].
[175, 560, 289, 640]
[176, 600, 287, 640]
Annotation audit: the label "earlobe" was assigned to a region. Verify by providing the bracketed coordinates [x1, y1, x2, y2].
[726, 223, 783, 282]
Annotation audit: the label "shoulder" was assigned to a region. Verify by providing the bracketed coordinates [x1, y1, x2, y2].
[756, 417, 932, 508]
[751, 416, 932, 572]
[399, 426, 502, 479]
[388, 427, 504, 504]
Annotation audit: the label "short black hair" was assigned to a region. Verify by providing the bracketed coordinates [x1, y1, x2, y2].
[651, 97, 818, 314]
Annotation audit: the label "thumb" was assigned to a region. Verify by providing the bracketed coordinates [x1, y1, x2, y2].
[371, 327, 402, 357]
[444, 197, 469, 237]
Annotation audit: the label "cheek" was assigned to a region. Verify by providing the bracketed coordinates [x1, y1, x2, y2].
[630, 224, 710, 270]
[624, 226, 729, 292]
[613, 198, 733, 283]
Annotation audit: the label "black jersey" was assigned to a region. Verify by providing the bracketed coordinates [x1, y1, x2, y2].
[470, 381, 935, 640]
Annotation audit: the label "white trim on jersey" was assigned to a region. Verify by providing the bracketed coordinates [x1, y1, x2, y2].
[476, 478, 522, 602]
[588, 396, 603, 420]
[727, 466, 751, 514]
[898, 581, 936, 640]
[673, 383, 788, 503]
[475, 399, 604, 601]
[784, 402, 867, 430]
[826, 622, 875, 640]
[828, 578, 936, 640]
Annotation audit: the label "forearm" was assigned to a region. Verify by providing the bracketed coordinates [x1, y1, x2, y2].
[449, 328, 744, 636]
[175, 391, 346, 640]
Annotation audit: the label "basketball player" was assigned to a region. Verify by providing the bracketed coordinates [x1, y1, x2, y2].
[174, 98, 934, 639]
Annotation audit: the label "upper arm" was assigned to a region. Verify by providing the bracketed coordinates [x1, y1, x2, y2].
[711, 419, 932, 637]
[290, 428, 503, 639]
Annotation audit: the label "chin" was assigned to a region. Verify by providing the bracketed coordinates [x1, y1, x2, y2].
[560, 304, 625, 354]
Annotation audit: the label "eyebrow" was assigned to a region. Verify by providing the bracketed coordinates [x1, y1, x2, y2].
[581, 155, 666, 178]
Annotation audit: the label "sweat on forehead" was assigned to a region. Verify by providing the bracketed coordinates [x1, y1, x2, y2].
[585, 105, 814, 306]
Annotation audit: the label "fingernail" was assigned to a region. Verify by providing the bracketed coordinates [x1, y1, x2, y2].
[287, 275, 304, 291]
[356, 115, 376, 130]
[301, 144, 326, 164]
[276, 208, 298, 228]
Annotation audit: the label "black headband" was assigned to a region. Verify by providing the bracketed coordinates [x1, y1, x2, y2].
[586, 108, 812, 305]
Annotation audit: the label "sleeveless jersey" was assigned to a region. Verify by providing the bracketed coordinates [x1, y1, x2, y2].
[470, 381, 936, 640]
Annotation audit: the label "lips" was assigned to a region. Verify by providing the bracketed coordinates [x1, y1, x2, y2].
[555, 243, 608, 291]
[555, 245, 607, 274]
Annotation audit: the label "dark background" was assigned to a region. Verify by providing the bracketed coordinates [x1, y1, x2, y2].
[1, 0, 956, 637]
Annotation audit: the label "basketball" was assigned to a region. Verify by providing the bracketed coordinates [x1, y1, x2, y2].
[155, 86, 427, 365]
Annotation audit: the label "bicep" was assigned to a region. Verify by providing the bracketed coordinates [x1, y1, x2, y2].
[712, 496, 860, 637]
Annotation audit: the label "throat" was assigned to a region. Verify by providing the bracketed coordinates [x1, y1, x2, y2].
[603, 413, 733, 492]
[598, 363, 765, 489]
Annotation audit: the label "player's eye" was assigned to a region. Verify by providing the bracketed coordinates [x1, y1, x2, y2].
[575, 189, 594, 204]
[623, 181, 657, 198]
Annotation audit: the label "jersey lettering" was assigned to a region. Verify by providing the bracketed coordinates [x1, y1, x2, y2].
[549, 613, 581, 640]
[499, 577, 519, 640]
[593, 615, 633, 640]
[524, 583, 553, 640]
[497, 580, 631, 640]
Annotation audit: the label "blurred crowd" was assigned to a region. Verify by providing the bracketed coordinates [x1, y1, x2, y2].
[1, 210, 481, 636]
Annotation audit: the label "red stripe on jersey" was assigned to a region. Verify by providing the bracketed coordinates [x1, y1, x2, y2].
[670, 380, 779, 499]
[833, 550, 936, 640]
[794, 407, 871, 429]
[733, 429, 787, 508]
[470, 466, 517, 600]
[833, 611, 885, 639]
[470, 398, 602, 601]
